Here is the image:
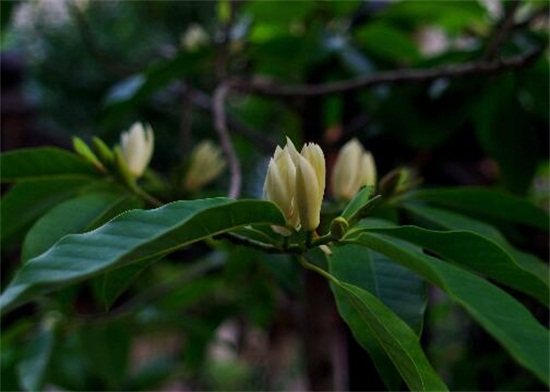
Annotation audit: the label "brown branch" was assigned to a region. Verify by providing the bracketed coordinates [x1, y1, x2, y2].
[484, 0, 522, 60]
[186, 85, 277, 152]
[213, 83, 242, 198]
[227, 48, 543, 97]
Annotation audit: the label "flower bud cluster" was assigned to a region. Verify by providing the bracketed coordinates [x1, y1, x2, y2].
[264, 138, 326, 233]
[332, 138, 376, 201]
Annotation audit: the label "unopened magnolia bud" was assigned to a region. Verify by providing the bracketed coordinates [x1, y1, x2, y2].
[296, 155, 322, 231]
[332, 138, 377, 201]
[263, 138, 326, 232]
[264, 146, 298, 229]
[120, 122, 154, 178]
[184, 141, 226, 192]
[330, 217, 349, 240]
[379, 169, 402, 198]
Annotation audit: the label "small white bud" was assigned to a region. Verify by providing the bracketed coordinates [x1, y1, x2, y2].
[332, 138, 377, 201]
[184, 141, 226, 191]
[120, 122, 154, 178]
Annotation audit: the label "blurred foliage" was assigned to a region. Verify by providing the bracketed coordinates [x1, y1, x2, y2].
[2, 0, 549, 391]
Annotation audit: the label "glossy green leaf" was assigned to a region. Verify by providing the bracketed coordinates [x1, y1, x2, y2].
[0, 198, 285, 314]
[364, 226, 549, 305]
[327, 245, 426, 390]
[331, 279, 447, 391]
[345, 232, 550, 384]
[409, 187, 549, 230]
[22, 193, 122, 263]
[341, 185, 377, 224]
[329, 245, 426, 334]
[1, 179, 91, 245]
[0, 147, 100, 182]
[402, 203, 549, 284]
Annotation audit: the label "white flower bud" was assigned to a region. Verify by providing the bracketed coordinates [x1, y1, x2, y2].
[263, 138, 325, 232]
[263, 146, 299, 230]
[184, 141, 226, 191]
[296, 154, 324, 231]
[181, 23, 210, 51]
[120, 122, 154, 178]
[332, 138, 376, 201]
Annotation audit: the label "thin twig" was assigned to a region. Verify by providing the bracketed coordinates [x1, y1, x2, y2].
[213, 83, 242, 198]
[227, 48, 543, 97]
[186, 85, 277, 152]
[484, 0, 522, 60]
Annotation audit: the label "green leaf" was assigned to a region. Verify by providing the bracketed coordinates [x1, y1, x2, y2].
[0, 147, 100, 182]
[402, 203, 549, 285]
[0, 199, 285, 314]
[341, 185, 377, 224]
[22, 193, 123, 263]
[409, 187, 549, 230]
[331, 280, 447, 391]
[327, 245, 426, 390]
[92, 256, 159, 310]
[329, 245, 426, 334]
[345, 232, 550, 384]
[245, 0, 316, 24]
[103, 49, 213, 118]
[1, 179, 91, 245]
[363, 225, 549, 305]
[473, 75, 539, 194]
[17, 321, 57, 391]
[355, 22, 420, 63]
[80, 320, 130, 389]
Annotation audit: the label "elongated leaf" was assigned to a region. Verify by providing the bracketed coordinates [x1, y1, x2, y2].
[92, 256, 159, 310]
[22, 193, 122, 262]
[341, 185, 377, 223]
[1, 179, 91, 245]
[329, 245, 426, 334]
[345, 232, 550, 384]
[0, 199, 285, 314]
[327, 245, 426, 390]
[0, 148, 100, 182]
[409, 187, 549, 230]
[17, 322, 57, 391]
[364, 226, 549, 305]
[403, 203, 549, 284]
[85, 194, 144, 231]
[331, 280, 447, 391]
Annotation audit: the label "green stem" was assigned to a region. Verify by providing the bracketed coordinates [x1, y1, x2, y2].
[297, 255, 340, 285]
[221, 233, 302, 254]
[310, 233, 332, 247]
[129, 182, 163, 207]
